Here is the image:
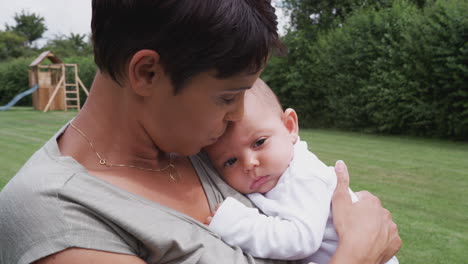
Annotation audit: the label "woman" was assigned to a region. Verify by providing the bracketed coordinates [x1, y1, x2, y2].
[0, 1, 400, 263]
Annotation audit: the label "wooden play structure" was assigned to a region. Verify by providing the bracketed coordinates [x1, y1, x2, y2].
[29, 51, 89, 112]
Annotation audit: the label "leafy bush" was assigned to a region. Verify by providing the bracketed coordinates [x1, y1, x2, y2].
[63, 55, 96, 106]
[416, 0, 468, 137]
[43, 33, 93, 58]
[66, 56, 96, 89]
[0, 55, 96, 107]
[0, 57, 33, 106]
[0, 31, 27, 61]
[262, 0, 468, 139]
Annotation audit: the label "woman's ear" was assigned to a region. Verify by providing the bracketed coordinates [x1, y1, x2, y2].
[127, 49, 160, 97]
[282, 108, 299, 143]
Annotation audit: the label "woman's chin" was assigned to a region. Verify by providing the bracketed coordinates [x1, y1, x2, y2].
[179, 147, 203, 156]
[163, 143, 202, 157]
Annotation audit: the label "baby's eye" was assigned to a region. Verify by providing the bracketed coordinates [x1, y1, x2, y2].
[253, 138, 266, 148]
[223, 157, 237, 167]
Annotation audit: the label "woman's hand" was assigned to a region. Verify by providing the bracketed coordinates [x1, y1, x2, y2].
[330, 160, 401, 264]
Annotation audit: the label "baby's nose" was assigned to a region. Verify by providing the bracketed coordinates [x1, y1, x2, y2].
[243, 156, 259, 173]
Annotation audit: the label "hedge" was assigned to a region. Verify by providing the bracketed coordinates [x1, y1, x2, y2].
[262, 0, 468, 139]
[0, 55, 96, 107]
[2, 0, 466, 140]
[0, 57, 33, 106]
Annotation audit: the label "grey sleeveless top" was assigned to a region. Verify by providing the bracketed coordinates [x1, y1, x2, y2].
[0, 124, 293, 264]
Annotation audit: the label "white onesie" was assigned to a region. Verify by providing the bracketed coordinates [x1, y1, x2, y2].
[209, 140, 398, 264]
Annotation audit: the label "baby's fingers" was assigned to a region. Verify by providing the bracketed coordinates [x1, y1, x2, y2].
[204, 216, 213, 225]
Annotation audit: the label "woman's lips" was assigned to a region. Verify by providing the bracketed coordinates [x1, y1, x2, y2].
[208, 129, 227, 144]
[250, 175, 269, 190]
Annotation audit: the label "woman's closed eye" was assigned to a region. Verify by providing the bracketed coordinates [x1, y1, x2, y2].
[220, 94, 237, 105]
[223, 157, 237, 167]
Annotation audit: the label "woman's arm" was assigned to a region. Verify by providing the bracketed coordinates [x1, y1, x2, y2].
[34, 161, 400, 264]
[33, 248, 147, 264]
[330, 161, 401, 264]
[34, 247, 289, 264]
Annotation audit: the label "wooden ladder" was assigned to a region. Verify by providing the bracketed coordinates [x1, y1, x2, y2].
[63, 64, 80, 111]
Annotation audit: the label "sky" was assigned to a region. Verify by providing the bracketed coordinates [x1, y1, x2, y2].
[0, 0, 92, 46]
[0, 0, 288, 47]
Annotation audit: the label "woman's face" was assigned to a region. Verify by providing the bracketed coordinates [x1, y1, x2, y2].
[145, 70, 261, 156]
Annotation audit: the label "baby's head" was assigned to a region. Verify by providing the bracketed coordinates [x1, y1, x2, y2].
[205, 79, 298, 194]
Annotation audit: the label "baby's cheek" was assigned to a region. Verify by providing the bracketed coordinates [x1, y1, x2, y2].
[223, 171, 244, 190]
[275, 149, 293, 172]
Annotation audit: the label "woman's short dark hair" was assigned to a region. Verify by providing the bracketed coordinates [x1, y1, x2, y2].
[91, 0, 286, 92]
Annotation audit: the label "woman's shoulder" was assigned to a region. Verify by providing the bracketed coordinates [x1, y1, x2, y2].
[0, 147, 295, 264]
[1, 123, 85, 207]
[0, 135, 85, 215]
[0, 139, 80, 212]
[0, 139, 137, 264]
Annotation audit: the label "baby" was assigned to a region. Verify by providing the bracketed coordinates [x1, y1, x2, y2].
[205, 79, 398, 264]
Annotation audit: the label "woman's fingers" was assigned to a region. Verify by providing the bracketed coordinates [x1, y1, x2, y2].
[332, 160, 352, 205]
[204, 216, 213, 225]
[331, 160, 402, 263]
[331, 160, 352, 235]
[380, 216, 402, 263]
[355, 191, 382, 206]
[355, 191, 401, 263]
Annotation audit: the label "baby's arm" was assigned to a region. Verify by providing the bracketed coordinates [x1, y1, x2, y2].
[209, 196, 323, 260]
[209, 185, 357, 261]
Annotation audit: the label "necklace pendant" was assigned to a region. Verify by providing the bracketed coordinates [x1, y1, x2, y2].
[168, 166, 181, 182]
[99, 159, 111, 167]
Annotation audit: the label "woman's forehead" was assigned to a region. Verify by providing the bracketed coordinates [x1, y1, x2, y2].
[181, 70, 259, 94]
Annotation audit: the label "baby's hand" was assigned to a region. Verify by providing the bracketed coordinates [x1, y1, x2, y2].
[204, 203, 222, 225]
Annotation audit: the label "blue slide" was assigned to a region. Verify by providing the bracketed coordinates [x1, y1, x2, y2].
[0, 84, 39, 111]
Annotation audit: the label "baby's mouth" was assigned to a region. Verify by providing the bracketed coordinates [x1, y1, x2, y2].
[250, 175, 269, 190]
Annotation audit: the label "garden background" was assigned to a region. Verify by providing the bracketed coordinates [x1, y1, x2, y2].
[1, 0, 467, 263]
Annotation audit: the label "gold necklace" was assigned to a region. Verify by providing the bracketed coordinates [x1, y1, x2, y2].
[69, 122, 181, 182]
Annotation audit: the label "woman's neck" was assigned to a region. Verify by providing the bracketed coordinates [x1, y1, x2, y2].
[60, 72, 166, 169]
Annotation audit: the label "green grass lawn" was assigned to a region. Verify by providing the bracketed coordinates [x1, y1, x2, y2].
[300, 130, 468, 263]
[0, 107, 77, 187]
[1, 107, 467, 263]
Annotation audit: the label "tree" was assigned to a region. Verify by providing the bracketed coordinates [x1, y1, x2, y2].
[282, 0, 393, 35]
[68, 33, 86, 49]
[263, 0, 467, 138]
[282, 0, 430, 35]
[0, 30, 27, 60]
[5, 10, 47, 46]
[42, 33, 93, 57]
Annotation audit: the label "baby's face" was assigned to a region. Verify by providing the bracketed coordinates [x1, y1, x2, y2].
[205, 99, 296, 194]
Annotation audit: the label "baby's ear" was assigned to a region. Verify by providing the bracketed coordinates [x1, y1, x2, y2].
[282, 108, 299, 143]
